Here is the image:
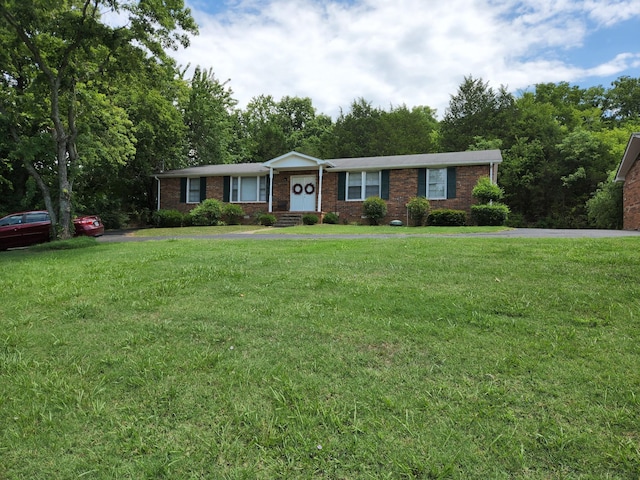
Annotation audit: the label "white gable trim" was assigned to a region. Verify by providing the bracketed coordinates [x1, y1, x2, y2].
[615, 133, 640, 182]
[264, 151, 333, 170]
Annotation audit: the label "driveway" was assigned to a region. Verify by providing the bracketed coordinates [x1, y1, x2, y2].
[97, 228, 640, 243]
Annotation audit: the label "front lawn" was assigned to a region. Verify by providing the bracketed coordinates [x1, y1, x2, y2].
[1, 237, 639, 478]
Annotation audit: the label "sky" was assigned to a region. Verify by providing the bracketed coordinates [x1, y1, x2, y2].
[170, 0, 640, 118]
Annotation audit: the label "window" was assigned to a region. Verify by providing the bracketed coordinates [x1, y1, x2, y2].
[25, 212, 50, 223]
[346, 171, 381, 201]
[426, 168, 446, 199]
[187, 178, 201, 203]
[231, 176, 267, 202]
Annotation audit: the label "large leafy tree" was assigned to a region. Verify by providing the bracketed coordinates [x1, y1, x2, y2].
[0, 0, 197, 238]
[239, 95, 331, 162]
[326, 99, 438, 158]
[183, 67, 238, 165]
[440, 75, 515, 152]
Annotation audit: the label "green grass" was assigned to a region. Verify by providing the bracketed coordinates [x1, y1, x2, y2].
[257, 224, 507, 235]
[134, 224, 268, 237]
[133, 224, 507, 237]
[1, 237, 639, 479]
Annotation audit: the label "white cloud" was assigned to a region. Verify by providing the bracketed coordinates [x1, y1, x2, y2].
[173, 0, 640, 118]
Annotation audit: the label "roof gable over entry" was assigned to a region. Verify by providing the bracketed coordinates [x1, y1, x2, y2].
[263, 151, 333, 170]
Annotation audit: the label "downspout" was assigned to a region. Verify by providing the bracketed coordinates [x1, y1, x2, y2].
[269, 167, 274, 213]
[155, 176, 161, 211]
[318, 165, 323, 213]
[490, 162, 495, 183]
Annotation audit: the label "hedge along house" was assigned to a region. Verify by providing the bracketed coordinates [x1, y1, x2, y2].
[154, 149, 503, 224]
[615, 133, 640, 230]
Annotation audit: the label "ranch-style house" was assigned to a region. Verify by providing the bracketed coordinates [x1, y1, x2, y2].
[615, 132, 640, 230]
[154, 149, 503, 225]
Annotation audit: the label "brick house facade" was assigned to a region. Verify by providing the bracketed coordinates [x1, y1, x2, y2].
[154, 150, 503, 225]
[615, 133, 640, 230]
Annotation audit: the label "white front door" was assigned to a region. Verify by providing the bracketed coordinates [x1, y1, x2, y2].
[290, 175, 316, 211]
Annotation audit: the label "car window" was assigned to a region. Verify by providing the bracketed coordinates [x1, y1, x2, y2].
[25, 212, 50, 223]
[0, 215, 23, 226]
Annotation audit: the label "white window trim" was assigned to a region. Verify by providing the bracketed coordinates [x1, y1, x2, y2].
[186, 177, 201, 204]
[345, 171, 381, 201]
[426, 168, 447, 200]
[230, 176, 267, 203]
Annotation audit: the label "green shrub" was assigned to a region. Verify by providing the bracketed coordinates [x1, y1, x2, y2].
[362, 197, 387, 225]
[259, 213, 277, 226]
[472, 176, 504, 204]
[427, 209, 467, 226]
[302, 214, 318, 225]
[222, 203, 245, 225]
[322, 212, 339, 224]
[471, 203, 510, 226]
[190, 199, 223, 226]
[405, 196, 430, 226]
[151, 209, 184, 228]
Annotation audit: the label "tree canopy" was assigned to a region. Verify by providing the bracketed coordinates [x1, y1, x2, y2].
[2, 5, 639, 230]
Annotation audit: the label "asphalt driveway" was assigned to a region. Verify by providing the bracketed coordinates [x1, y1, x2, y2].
[97, 228, 640, 243]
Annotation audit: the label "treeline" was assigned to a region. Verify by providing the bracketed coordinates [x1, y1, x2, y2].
[2, 4, 639, 230]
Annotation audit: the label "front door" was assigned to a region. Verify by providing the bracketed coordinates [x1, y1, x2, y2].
[290, 175, 316, 212]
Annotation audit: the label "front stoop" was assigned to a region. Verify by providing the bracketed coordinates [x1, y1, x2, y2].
[274, 213, 303, 227]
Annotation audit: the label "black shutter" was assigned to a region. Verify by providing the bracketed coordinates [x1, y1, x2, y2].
[180, 178, 187, 203]
[266, 176, 271, 201]
[447, 167, 456, 199]
[417, 168, 426, 197]
[200, 177, 207, 202]
[338, 172, 346, 201]
[381, 170, 390, 200]
[223, 176, 230, 202]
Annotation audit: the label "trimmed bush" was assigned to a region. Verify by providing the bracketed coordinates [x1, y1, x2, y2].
[406, 196, 430, 226]
[322, 212, 339, 224]
[259, 213, 277, 226]
[427, 209, 467, 226]
[471, 203, 510, 226]
[302, 214, 318, 225]
[472, 176, 504, 204]
[190, 199, 223, 226]
[362, 196, 387, 225]
[223, 203, 245, 225]
[151, 209, 184, 228]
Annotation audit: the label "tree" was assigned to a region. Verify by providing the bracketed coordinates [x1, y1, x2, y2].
[326, 99, 438, 158]
[239, 95, 331, 162]
[586, 171, 623, 229]
[183, 67, 238, 165]
[440, 76, 515, 152]
[0, 0, 197, 238]
[604, 76, 640, 124]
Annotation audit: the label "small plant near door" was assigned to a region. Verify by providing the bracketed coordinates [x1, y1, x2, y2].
[258, 213, 277, 226]
[363, 197, 387, 225]
[302, 214, 318, 225]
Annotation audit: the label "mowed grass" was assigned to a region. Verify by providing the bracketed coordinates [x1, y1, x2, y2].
[132, 224, 507, 237]
[1, 237, 639, 479]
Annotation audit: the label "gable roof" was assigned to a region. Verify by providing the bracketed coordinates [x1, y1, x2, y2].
[327, 150, 502, 171]
[154, 149, 502, 178]
[615, 133, 640, 182]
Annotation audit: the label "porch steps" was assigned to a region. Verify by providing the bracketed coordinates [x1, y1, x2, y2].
[274, 213, 303, 228]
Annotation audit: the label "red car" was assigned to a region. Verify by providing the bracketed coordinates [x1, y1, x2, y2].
[0, 210, 104, 250]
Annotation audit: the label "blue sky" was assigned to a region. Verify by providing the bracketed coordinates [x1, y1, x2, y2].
[172, 0, 640, 118]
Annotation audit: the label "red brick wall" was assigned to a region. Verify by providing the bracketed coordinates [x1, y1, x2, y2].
[623, 156, 640, 230]
[158, 164, 496, 224]
[321, 165, 494, 224]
